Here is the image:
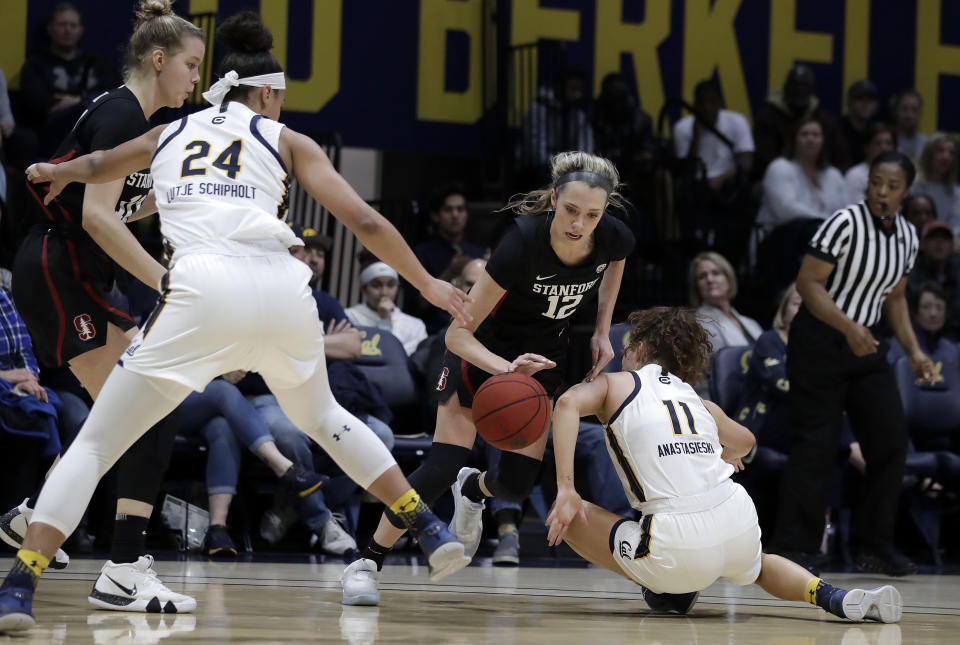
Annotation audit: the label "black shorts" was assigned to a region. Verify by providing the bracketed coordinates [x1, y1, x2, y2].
[12, 228, 136, 367]
[434, 347, 565, 409]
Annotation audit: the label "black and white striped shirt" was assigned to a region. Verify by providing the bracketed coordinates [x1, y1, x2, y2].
[807, 201, 919, 327]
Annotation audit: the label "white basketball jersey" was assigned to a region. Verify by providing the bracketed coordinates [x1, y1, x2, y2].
[151, 101, 299, 259]
[604, 364, 734, 513]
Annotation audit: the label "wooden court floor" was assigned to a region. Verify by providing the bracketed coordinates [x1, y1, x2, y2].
[1, 557, 958, 644]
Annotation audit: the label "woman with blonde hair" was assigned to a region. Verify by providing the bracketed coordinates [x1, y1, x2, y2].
[342, 151, 635, 605]
[913, 132, 960, 234]
[689, 251, 762, 351]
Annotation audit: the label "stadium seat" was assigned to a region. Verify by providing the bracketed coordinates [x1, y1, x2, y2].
[603, 323, 632, 373]
[895, 357, 960, 437]
[708, 346, 752, 416]
[353, 326, 417, 409]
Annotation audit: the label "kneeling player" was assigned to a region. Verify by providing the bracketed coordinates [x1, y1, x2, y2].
[546, 307, 901, 623]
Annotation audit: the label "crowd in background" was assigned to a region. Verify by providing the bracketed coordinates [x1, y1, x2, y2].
[2, 2, 960, 570]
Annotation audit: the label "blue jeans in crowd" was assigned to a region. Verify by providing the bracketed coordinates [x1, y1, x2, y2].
[177, 379, 274, 495]
[247, 393, 394, 532]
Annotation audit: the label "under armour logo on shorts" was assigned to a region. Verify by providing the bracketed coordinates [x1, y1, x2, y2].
[73, 314, 96, 341]
[333, 425, 352, 441]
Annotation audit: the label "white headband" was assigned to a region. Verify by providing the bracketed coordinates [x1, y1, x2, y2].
[202, 70, 287, 106]
[359, 262, 399, 285]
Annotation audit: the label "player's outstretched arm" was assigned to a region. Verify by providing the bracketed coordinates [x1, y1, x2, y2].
[546, 375, 614, 546]
[702, 399, 756, 469]
[585, 258, 625, 381]
[25, 125, 166, 204]
[283, 129, 471, 325]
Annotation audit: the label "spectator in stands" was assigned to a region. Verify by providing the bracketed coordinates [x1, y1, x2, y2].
[902, 194, 937, 234]
[0, 67, 38, 172]
[738, 285, 800, 451]
[753, 64, 848, 179]
[888, 282, 958, 364]
[844, 122, 897, 204]
[414, 183, 485, 279]
[519, 67, 594, 184]
[346, 262, 427, 356]
[913, 133, 960, 234]
[290, 226, 333, 291]
[907, 222, 960, 338]
[840, 81, 879, 169]
[673, 79, 754, 192]
[756, 117, 847, 233]
[19, 2, 122, 157]
[689, 251, 762, 352]
[593, 72, 654, 182]
[176, 375, 339, 557]
[891, 90, 928, 164]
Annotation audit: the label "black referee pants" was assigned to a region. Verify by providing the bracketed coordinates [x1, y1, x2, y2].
[772, 308, 908, 554]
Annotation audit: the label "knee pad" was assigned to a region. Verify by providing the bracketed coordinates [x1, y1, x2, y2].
[485, 452, 541, 503]
[385, 443, 471, 529]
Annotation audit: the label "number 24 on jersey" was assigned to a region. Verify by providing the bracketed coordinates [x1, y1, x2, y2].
[181, 139, 244, 179]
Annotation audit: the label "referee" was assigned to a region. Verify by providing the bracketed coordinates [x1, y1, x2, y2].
[771, 151, 935, 576]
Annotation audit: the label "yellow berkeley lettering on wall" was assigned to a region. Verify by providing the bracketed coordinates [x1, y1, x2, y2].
[262, 0, 341, 112]
[189, 0, 218, 13]
[768, 0, 833, 91]
[916, 0, 960, 133]
[594, 0, 670, 126]
[510, 0, 580, 125]
[0, 0, 28, 89]
[683, 0, 751, 123]
[418, 0, 484, 124]
[842, 0, 869, 111]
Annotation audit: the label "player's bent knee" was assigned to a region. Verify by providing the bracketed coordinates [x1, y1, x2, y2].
[486, 452, 541, 503]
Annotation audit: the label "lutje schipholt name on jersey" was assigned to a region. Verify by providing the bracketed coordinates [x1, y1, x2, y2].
[657, 440, 716, 458]
[531, 277, 599, 296]
[166, 182, 258, 202]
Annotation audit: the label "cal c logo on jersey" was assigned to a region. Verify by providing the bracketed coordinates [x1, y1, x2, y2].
[436, 367, 449, 391]
[596, 263, 607, 273]
[73, 314, 96, 341]
[212, 115, 226, 124]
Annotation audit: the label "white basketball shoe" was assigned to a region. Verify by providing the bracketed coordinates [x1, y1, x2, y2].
[88, 556, 196, 613]
[449, 467, 485, 559]
[0, 499, 70, 569]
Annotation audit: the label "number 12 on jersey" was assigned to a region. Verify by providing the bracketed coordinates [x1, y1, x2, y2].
[662, 400, 698, 435]
[542, 294, 582, 319]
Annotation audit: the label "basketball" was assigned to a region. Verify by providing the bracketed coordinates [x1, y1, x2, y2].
[472, 373, 551, 450]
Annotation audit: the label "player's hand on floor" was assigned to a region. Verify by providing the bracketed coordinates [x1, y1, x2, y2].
[546, 487, 587, 546]
[423, 278, 473, 326]
[508, 353, 556, 376]
[25, 163, 66, 204]
[584, 333, 615, 382]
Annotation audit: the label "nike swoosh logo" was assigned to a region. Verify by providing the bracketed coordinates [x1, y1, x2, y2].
[106, 574, 137, 597]
[536, 274, 557, 280]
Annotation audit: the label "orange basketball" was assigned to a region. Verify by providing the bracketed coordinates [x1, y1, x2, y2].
[472, 373, 551, 450]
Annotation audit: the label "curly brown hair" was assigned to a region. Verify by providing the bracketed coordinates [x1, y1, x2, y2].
[626, 307, 712, 384]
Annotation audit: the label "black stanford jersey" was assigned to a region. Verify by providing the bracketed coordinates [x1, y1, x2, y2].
[477, 212, 635, 354]
[25, 86, 152, 285]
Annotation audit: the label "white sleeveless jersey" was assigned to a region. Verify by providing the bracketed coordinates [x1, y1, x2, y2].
[151, 101, 299, 259]
[604, 364, 734, 514]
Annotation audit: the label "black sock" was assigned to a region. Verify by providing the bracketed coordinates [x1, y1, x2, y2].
[109, 514, 149, 564]
[361, 539, 392, 571]
[461, 472, 487, 504]
[2, 558, 40, 592]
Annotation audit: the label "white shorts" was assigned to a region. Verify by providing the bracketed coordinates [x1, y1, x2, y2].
[122, 252, 325, 392]
[611, 483, 762, 593]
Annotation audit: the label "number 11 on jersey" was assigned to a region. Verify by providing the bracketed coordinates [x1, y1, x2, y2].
[662, 400, 698, 435]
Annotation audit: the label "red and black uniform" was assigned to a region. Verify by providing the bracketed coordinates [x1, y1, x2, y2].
[436, 211, 635, 406]
[13, 86, 153, 367]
